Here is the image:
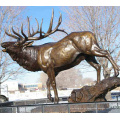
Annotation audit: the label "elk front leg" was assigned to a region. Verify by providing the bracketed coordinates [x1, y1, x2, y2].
[47, 67, 59, 103]
[91, 49, 119, 77]
[46, 78, 54, 102]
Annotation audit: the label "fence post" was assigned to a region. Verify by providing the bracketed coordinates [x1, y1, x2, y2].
[68, 104, 70, 113]
[17, 106, 19, 113]
[116, 96, 119, 108]
[12, 107, 17, 113]
[95, 103, 98, 113]
[42, 105, 44, 113]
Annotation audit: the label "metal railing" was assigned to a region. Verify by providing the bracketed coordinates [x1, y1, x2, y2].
[0, 100, 120, 113]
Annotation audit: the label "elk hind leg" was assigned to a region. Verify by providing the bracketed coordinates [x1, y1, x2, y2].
[85, 55, 101, 84]
[91, 49, 119, 77]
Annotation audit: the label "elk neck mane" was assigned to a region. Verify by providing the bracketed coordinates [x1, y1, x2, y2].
[9, 45, 41, 71]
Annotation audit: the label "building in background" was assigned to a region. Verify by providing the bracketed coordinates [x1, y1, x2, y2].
[2, 81, 19, 94]
[24, 83, 42, 91]
[18, 84, 27, 92]
[1, 81, 42, 93]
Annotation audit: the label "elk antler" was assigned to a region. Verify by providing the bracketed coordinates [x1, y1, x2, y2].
[5, 9, 68, 45]
[25, 9, 68, 40]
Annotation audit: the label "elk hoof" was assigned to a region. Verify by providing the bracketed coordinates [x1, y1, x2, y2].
[116, 70, 119, 77]
[114, 69, 119, 77]
[47, 94, 54, 102]
[54, 97, 59, 104]
[50, 97, 54, 102]
[95, 81, 100, 85]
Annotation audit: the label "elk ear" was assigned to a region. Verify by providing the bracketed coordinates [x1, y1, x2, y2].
[23, 41, 34, 47]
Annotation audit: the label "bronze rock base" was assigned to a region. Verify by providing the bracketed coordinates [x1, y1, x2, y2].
[68, 77, 120, 103]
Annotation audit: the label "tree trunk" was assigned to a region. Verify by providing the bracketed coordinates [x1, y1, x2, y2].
[103, 68, 111, 79]
[98, 58, 112, 79]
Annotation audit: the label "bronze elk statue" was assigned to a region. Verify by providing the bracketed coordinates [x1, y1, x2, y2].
[1, 10, 119, 103]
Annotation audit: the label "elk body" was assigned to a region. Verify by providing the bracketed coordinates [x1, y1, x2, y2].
[1, 10, 119, 103]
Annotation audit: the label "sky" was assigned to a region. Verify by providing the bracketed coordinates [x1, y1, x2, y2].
[1, 0, 119, 6]
[23, 6, 62, 44]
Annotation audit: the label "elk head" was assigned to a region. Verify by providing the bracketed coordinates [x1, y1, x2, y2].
[1, 9, 68, 53]
[1, 41, 33, 53]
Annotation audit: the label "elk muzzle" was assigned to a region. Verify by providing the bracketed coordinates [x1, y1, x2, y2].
[1, 42, 12, 52]
[2, 49, 7, 52]
[1, 43, 7, 52]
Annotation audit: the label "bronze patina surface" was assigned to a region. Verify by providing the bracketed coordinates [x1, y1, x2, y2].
[1, 10, 119, 103]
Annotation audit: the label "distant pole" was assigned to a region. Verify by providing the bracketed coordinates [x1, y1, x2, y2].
[0, 83, 1, 95]
[116, 96, 119, 108]
[6, 85, 8, 96]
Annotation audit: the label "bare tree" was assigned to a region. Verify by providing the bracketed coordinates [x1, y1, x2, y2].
[38, 67, 83, 89]
[56, 67, 83, 88]
[81, 77, 95, 86]
[39, 72, 48, 89]
[52, 6, 120, 79]
[0, 6, 26, 94]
